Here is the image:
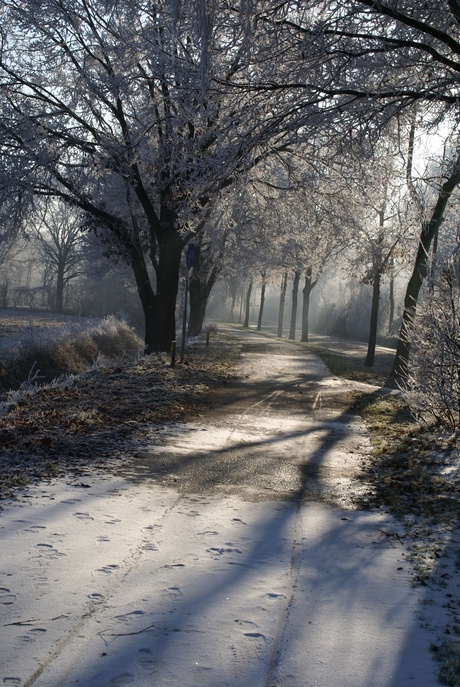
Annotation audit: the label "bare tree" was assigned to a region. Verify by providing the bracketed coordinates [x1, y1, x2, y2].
[0, 0, 329, 353]
[34, 204, 84, 313]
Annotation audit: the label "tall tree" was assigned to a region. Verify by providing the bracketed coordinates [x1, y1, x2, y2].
[0, 0, 320, 352]
[188, 228, 224, 336]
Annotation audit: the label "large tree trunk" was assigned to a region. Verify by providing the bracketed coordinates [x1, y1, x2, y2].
[189, 264, 218, 336]
[257, 272, 266, 331]
[289, 270, 301, 340]
[365, 269, 381, 367]
[301, 268, 316, 343]
[391, 162, 460, 383]
[243, 277, 253, 328]
[278, 270, 288, 338]
[130, 227, 182, 354]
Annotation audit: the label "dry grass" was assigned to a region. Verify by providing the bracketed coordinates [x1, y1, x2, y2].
[0, 310, 142, 398]
[0, 332, 240, 500]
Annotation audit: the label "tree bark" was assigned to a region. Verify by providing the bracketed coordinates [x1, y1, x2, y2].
[365, 269, 381, 367]
[257, 272, 266, 331]
[243, 277, 253, 328]
[390, 161, 460, 383]
[130, 225, 182, 354]
[388, 272, 395, 334]
[238, 285, 244, 323]
[301, 268, 316, 343]
[278, 271, 288, 338]
[189, 263, 219, 336]
[289, 270, 301, 340]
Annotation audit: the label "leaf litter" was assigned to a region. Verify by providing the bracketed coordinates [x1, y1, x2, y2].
[0, 335, 239, 502]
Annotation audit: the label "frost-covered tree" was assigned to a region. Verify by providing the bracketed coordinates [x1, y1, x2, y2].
[406, 247, 460, 429]
[254, 0, 460, 377]
[0, 0, 333, 353]
[3, 0, 460, 358]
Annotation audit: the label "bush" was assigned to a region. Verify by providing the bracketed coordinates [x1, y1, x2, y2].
[405, 257, 460, 430]
[0, 315, 142, 397]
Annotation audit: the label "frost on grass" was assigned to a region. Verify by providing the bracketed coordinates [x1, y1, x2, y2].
[358, 392, 460, 687]
[0, 314, 142, 399]
[0, 332, 238, 501]
[405, 258, 460, 431]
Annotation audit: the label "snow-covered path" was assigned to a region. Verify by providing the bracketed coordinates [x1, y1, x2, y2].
[0, 330, 441, 686]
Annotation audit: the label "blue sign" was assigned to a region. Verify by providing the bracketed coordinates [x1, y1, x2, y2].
[186, 242, 196, 269]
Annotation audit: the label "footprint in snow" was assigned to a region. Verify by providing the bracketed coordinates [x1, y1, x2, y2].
[96, 535, 111, 543]
[36, 544, 65, 558]
[265, 592, 284, 599]
[95, 564, 119, 575]
[108, 674, 135, 687]
[14, 635, 35, 647]
[23, 525, 46, 533]
[137, 647, 156, 673]
[115, 610, 146, 622]
[0, 589, 16, 605]
[109, 673, 134, 687]
[32, 577, 49, 589]
[74, 512, 94, 521]
[208, 547, 243, 555]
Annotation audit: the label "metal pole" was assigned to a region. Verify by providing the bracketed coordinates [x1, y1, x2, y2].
[180, 267, 189, 364]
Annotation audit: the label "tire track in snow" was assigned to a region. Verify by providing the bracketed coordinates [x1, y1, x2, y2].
[262, 500, 304, 687]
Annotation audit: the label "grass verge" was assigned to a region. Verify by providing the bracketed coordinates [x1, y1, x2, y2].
[0, 332, 240, 501]
[308, 346, 460, 686]
[0, 315, 142, 398]
[304, 344, 391, 386]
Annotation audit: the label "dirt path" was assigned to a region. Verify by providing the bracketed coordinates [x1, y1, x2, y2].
[0, 329, 440, 686]
[126, 329, 372, 505]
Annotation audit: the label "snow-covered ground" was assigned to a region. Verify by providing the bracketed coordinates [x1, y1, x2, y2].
[0, 476, 439, 687]
[0, 330, 447, 686]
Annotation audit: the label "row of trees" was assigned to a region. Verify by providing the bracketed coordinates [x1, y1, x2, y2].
[0, 201, 142, 320]
[1, 0, 460, 387]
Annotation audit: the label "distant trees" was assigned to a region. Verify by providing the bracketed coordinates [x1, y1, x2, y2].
[188, 226, 225, 336]
[34, 204, 84, 313]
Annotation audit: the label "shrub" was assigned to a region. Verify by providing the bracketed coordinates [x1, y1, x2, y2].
[405, 257, 460, 430]
[0, 315, 142, 397]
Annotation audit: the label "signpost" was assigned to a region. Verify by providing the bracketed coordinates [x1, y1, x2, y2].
[180, 243, 195, 363]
